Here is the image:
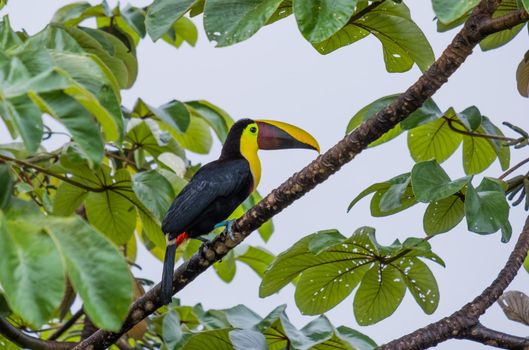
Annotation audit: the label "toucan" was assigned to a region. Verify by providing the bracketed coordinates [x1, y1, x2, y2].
[160, 118, 319, 304]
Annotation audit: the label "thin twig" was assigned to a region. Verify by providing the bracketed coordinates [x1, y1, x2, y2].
[500, 157, 529, 180]
[444, 117, 518, 143]
[456, 322, 529, 349]
[48, 309, 84, 341]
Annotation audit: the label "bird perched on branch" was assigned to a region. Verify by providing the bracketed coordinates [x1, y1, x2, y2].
[160, 118, 319, 304]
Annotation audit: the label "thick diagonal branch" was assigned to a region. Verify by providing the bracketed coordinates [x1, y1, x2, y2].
[73, 1, 529, 349]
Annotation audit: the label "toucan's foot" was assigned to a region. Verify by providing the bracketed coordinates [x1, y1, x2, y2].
[219, 220, 236, 241]
[198, 238, 214, 255]
[196, 236, 210, 243]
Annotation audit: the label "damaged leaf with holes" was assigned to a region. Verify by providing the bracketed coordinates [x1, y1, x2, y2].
[260, 227, 444, 325]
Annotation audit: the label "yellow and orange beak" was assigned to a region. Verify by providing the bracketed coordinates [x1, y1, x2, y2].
[255, 120, 320, 153]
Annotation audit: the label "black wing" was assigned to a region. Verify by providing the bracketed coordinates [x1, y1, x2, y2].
[161, 159, 251, 235]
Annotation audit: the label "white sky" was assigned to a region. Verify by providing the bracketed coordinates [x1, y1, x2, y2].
[2, 1, 529, 349]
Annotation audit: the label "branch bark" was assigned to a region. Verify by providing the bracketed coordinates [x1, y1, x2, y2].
[0, 317, 74, 350]
[72, 1, 529, 349]
[456, 323, 529, 349]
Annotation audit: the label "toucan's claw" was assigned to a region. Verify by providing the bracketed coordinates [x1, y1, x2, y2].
[217, 220, 236, 240]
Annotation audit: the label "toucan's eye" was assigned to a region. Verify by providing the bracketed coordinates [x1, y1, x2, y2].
[250, 126, 257, 133]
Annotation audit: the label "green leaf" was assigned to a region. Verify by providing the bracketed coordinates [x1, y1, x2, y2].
[224, 304, 262, 329]
[432, 0, 479, 23]
[236, 245, 275, 278]
[457, 106, 481, 131]
[379, 174, 412, 212]
[0, 16, 22, 51]
[0, 213, 64, 327]
[308, 229, 346, 254]
[315, 2, 434, 72]
[46, 216, 133, 331]
[295, 259, 370, 315]
[481, 116, 510, 170]
[396, 257, 439, 314]
[163, 310, 183, 350]
[180, 329, 233, 350]
[370, 182, 416, 217]
[293, 0, 357, 42]
[517, 51, 529, 97]
[230, 329, 267, 350]
[462, 135, 497, 175]
[0, 95, 43, 154]
[121, 5, 147, 38]
[162, 17, 198, 48]
[408, 117, 462, 163]
[204, 0, 284, 47]
[465, 178, 511, 240]
[346, 94, 404, 147]
[66, 26, 138, 89]
[423, 195, 465, 235]
[186, 100, 234, 142]
[132, 170, 175, 221]
[85, 188, 136, 245]
[348, 182, 390, 212]
[214, 250, 237, 283]
[335, 326, 377, 350]
[401, 98, 442, 130]
[53, 182, 88, 216]
[146, 0, 198, 41]
[0, 164, 13, 209]
[34, 91, 105, 167]
[51, 51, 123, 142]
[353, 263, 406, 325]
[411, 160, 470, 202]
[172, 114, 213, 154]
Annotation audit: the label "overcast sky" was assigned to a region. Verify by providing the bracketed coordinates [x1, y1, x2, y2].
[2, 1, 529, 349]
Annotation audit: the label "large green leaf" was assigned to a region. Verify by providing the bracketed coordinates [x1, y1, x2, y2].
[172, 114, 213, 154]
[408, 117, 462, 163]
[353, 263, 406, 325]
[423, 195, 465, 235]
[34, 91, 105, 167]
[462, 134, 497, 175]
[316, 2, 434, 72]
[262, 228, 442, 321]
[214, 250, 237, 283]
[395, 257, 439, 314]
[411, 160, 470, 202]
[132, 170, 175, 221]
[85, 168, 137, 244]
[293, 0, 357, 42]
[230, 329, 267, 350]
[346, 94, 403, 147]
[432, 0, 479, 24]
[66, 26, 138, 89]
[53, 181, 88, 216]
[0, 213, 64, 327]
[0, 95, 43, 154]
[465, 178, 511, 241]
[162, 16, 199, 48]
[480, 116, 510, 170]
[204, 0, 284, 47]
[146, 0, 198, 40]
[46, 216, 133, 331]
[186, 100, 234, 142]
[236, 245, 275, 278]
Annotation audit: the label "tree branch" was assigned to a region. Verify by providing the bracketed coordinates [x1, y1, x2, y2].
[0, 317, 75, 350]
[48, 309, 83, 341]
[455, 323, 529, 349]
[378, 215, 529, 349]
[73, 1, 529, 349]
[481, 7, 529, 35]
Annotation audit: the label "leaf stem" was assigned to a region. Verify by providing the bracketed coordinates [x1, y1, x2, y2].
[348, 0, 386, 24]
[443, 117, 518, 143]
[499, 157, 529, 180]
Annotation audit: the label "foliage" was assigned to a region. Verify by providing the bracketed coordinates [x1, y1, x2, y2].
[260, 228, 443, 325]
[1, 0, 529, 349]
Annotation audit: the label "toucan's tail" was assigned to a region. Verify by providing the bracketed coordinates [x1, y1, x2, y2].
[161, 233, 188, 304]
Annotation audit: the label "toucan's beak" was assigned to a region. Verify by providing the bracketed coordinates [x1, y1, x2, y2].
[255, 120, 320, 153]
